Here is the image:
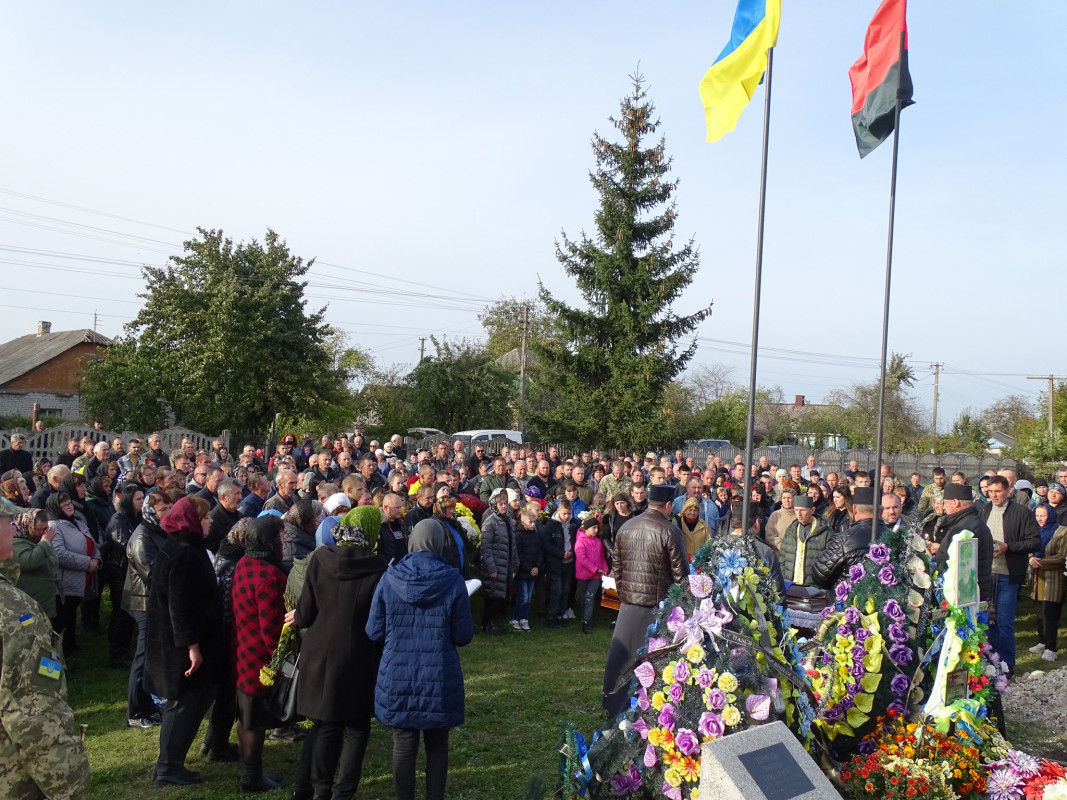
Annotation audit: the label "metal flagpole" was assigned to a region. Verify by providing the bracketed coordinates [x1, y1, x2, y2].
[740, 46, 774, 539]
[870, 30, 906, 544]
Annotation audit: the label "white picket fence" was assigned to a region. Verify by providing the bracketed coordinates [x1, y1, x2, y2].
[0, 425, 220, 461]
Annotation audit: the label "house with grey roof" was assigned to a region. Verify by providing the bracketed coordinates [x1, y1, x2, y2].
[0, 322, 112, 420]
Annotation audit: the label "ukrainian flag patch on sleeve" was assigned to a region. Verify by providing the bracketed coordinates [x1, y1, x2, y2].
[18, 613, 34, 627]
[38, 657, 62, 680]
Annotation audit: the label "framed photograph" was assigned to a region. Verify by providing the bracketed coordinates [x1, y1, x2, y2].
[949, 536, 979, 609]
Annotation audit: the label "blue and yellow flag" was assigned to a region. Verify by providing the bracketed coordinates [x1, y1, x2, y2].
[699, 0, 781, 142]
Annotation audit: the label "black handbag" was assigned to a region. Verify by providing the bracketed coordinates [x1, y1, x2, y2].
[266, 653, 300, 724]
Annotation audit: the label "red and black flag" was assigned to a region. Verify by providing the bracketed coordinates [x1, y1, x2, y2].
[849, 0, 914, 157]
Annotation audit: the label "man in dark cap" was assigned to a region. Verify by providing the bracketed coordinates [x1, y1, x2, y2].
[811, 487, 884, 591]
[779, 494, 831, 588]
[934, 484, 993, 602]
[602, 483, 687, 718]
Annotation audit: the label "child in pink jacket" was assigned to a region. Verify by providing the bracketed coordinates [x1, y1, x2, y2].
[574, 516, 609, 634]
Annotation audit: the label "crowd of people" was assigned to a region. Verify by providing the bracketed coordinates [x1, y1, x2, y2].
[1, 426, 1065, 798]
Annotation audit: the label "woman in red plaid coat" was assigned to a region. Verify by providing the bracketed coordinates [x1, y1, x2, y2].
[231, 515, 287, 793]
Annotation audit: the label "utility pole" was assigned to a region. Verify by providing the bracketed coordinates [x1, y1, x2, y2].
[93, 310, 98, 333]
[419, 337, 426, 362]
[518, 304, 529, 431]
[929, 362, 942, 439]
[1028, 375, 1066, 440]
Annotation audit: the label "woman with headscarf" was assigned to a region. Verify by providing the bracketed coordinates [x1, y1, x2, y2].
[678, 496, 712, 561]
[102, 486, 143, 669]
[1, 475, 28, 508]
[480, 490, 517, 635]
[124, 489, 176, 728]
[290, 514, 388, 799]
[201, 516, 251, 762]
[145, 496, 225, 787]
[366, 519, 474, 800]
[282, 498, 321, 574]
[11, 508, 60, 625]
[33, 456, 52, 489]
[431, 490, 467, 577]
[230, 514, 287, 792]
[47, 490, 100, 655]
[1028, 503, 1067, 661]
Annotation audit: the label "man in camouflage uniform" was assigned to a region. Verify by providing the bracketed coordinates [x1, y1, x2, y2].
[0, 495, 91, 800]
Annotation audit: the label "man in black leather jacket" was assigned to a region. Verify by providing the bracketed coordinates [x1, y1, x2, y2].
[812, 487, 885, 592]
[602, 484, 687, 718]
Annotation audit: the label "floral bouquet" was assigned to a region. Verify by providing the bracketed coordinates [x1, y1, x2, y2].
[807, 525, 934, 753]
[259, 590, 298, 688]
[562, 534, 813, 800]
[841, 715, 995, 800]
[986, 751, 1067, 800]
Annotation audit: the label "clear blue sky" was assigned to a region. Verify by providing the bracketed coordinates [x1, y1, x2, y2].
[1, 1, 1062, 431]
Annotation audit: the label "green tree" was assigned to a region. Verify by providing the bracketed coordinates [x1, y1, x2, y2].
[406, 338, 516, 433]
[353, 364, 419, 441]
[525, 73, 712, 451]
[80, 228, 351, 435]
[478, 297, 558, 361]
[979, 394, 1036, 438]
[825, 352, 925, 450]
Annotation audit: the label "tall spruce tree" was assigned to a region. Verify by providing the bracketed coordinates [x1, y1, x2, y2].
[527, 73, 712, 450]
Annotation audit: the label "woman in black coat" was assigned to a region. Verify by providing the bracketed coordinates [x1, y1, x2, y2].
[291, 518, 387, 800]
[282, 499, 320, 574]
[102, 486, 143, 668]
[144, 496, 226, 788]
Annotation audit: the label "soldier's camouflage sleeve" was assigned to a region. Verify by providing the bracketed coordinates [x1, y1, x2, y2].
[0, 578, 91, 800]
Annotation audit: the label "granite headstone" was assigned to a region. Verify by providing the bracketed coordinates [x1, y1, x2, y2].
[699, 721, 838, 800]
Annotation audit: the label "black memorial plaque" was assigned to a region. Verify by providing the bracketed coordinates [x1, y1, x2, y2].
[737, 742, 815, 800]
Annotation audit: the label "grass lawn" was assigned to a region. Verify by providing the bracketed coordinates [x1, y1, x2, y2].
[69, 584, 1067, 798]
[72, 589, 607, 799]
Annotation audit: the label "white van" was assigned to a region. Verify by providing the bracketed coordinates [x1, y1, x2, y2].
[452, 429, 524, 445]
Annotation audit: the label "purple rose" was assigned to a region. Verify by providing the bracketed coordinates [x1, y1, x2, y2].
[837, 624, 853, 639]
[632, 717, 651, 739]
[821, 652, 833, 666]
[840, 694, 855, 710]
[668, 682, 684, 704]
[845, 679, 857, 694]
[849, 663, 867, 681]
[821, 606, 835, 620]
[877, 565, 898, 587]
[658, 703, 675, 730]
[649, 636, 669, 651]
[610, 765, 642, 794]
[848, 564, 867, 583]
[699, 711, 725, 738]
[887, 698, 907, 716]
[835, 581, 852, 602]
[887, 623, 908, 644]
[843, 606, 861, 625]
[868, 543, 891, 565]
[696, 668, 715, 688]
[890, 673, 911, 697]
[858, 739, 877, 755]
[707, 688, 726, 710]
[673, 661, 691, 683]
[851, 645, 867, 662]
[675, 728, 700, 755]
[854, 627, 872, 643]
[823, 704, 844, 722]
[888, 643, 913, 666]
[883, 599, 905, 622]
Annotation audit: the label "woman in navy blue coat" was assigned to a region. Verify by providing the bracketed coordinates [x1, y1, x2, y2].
[366, 518, 474, 800]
